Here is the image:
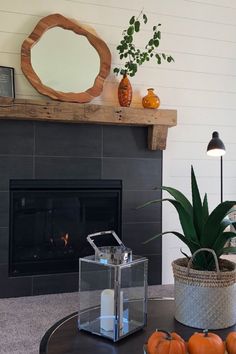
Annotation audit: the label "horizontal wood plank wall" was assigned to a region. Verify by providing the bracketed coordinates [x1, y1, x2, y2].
[0, 0, 236, 283]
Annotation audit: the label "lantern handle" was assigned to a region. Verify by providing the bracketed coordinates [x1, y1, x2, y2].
[87, 230, 124, 254]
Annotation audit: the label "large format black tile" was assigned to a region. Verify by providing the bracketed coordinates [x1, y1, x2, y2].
[0, 156, 33, 190]
[123, 190, 161, 223]
[0, 228, 8, 264]
[0, 120, 34, 155]
[35, 122, 102, 157]
[103, 125, 162, 158]
[32, 272, 79, 295]
[145, 255, 162, 285]
[102, 158, 162, 190]
[123, 222, 161, 255]
[0, 264, 32, 298]
[0, 192, 9, 227]
[35, 157, 102, 179]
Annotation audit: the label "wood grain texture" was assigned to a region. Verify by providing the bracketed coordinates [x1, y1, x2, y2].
[148, 125, 168, 150]
[21, 13, 111, 103]
[0, 98, 177, 150]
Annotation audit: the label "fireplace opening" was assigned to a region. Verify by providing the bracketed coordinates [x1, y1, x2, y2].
[9, 179, 122, 277]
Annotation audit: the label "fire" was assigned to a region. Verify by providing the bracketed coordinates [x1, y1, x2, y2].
[61, 233, 69, 247]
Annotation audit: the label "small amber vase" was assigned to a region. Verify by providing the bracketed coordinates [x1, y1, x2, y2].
[118, 73, 132, 107]
[142, 88, 160, 109]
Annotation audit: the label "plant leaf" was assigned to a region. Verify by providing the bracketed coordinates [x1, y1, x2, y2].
[202, 193, 209, 225]
[221, 246, 236, 254]
[212, 231, 236, 256]
[164, 199, 198, 244]
[127, 26, 134, 36]
[148, 38, 154, 46]
[142, 231, 200, 253]
[162, 186, 193, 216]
[137, 197, 198, 244]
[191, 166, 203, 242]
[129, 16, 135, 25]
[155, 53, 161, 64]
[167, 56, 174, 62]
[180, 249, 190, 260]
[134, 21, 140, 32]
[136, 198, 168, 209]
[203, 201, 236, 248]
[143, 14, 148, 24]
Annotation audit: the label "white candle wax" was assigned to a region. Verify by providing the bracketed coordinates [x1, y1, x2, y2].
[100, 289, 123, 331]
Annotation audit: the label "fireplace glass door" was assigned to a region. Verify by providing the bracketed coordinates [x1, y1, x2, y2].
[9, 179, 122, 276]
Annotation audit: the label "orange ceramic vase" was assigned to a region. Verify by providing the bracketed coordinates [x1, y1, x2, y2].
[118, 74, 132, 107]
[142, 88, 160, 109]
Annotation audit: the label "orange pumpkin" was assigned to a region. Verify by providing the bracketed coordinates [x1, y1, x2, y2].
[226, 332, 236, 354]
[188, 330, 225, 354]
[147, 329, 187, 354]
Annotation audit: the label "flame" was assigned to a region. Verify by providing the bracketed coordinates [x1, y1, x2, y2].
[61, 233, 69, 247]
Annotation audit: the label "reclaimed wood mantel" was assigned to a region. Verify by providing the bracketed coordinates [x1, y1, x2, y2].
[0, 98, 177, 150]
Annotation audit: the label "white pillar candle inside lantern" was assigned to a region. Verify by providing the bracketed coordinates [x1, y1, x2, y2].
[100, 289, 123, 331]
[78, 230, 148, 342]
[100, 289, 114, 331]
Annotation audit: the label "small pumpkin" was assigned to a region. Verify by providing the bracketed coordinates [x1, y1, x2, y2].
[188, 329, 225, 354]
[147, 329, 187, 354]
[226, 331, 236, 354]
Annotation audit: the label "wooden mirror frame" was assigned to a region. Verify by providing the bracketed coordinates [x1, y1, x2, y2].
[21, 13, 111, 103]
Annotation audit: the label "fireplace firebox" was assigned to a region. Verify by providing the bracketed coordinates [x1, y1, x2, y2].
[9, 179, 122, 277]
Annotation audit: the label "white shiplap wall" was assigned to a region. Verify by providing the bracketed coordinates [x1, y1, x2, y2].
[0, 0, 236, 283]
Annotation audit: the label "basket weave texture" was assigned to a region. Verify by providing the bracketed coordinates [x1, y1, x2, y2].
[172, 256, 236, 329]
[172, 257, 236, 287]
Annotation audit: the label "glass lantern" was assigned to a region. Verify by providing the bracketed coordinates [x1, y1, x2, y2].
[78, 230, 148, 342]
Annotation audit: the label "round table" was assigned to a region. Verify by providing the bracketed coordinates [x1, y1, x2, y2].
[40, 298, 236, 354]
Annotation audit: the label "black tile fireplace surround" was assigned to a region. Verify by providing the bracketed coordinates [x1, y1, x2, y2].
[0, 119, 162, 298]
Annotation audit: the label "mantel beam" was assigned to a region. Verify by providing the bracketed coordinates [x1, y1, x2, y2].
[0, 98, 177, 150]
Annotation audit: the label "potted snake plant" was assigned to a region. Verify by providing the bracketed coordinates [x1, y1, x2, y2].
[139, 166, 236, 329]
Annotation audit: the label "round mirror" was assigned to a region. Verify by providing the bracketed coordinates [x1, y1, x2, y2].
[21, 14, 111, 103]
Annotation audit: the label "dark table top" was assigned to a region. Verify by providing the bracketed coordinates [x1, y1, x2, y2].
[40, 298, 236, 354]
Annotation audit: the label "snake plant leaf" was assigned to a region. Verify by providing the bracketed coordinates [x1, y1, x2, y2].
[221, 246, 236, 254]
[212, 231, 236, 256]
[143, 230, 200, 253]
[219, 217, 235, 234]
[180, 248, 190, 259]
[136, 198, 164, 209]
[162, 186, 193, 215]
[191, 166, 203, 242]
[165, 199, 198, 244]
[202, 201, 236, 248]
[202, 217, 233, 251]
[210, 243, 236, 267]
[139, 197, 198, 245]
[202, 193, 209, 225]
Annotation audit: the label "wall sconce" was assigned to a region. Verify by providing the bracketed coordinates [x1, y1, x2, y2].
[206, 131, 226, 203]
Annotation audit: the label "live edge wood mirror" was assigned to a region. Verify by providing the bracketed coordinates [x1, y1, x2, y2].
[21, 13, 111, 103]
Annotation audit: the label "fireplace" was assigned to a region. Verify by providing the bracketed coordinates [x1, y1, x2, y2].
[9, 179, 122, 277]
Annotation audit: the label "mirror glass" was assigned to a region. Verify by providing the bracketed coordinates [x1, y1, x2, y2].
[31, 27, 100, 93]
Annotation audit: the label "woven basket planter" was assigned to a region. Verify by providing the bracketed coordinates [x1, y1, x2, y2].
[172, 248, 236, 329]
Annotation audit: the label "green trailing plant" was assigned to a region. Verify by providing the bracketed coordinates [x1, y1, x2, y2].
[113, 11, 174, 77]
[139, 166, 236, 270]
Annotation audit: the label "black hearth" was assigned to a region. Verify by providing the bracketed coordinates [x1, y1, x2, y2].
[9, 179, 122, 276]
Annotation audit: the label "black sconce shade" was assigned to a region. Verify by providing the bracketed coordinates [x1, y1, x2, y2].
[207, 131, 226, 157]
